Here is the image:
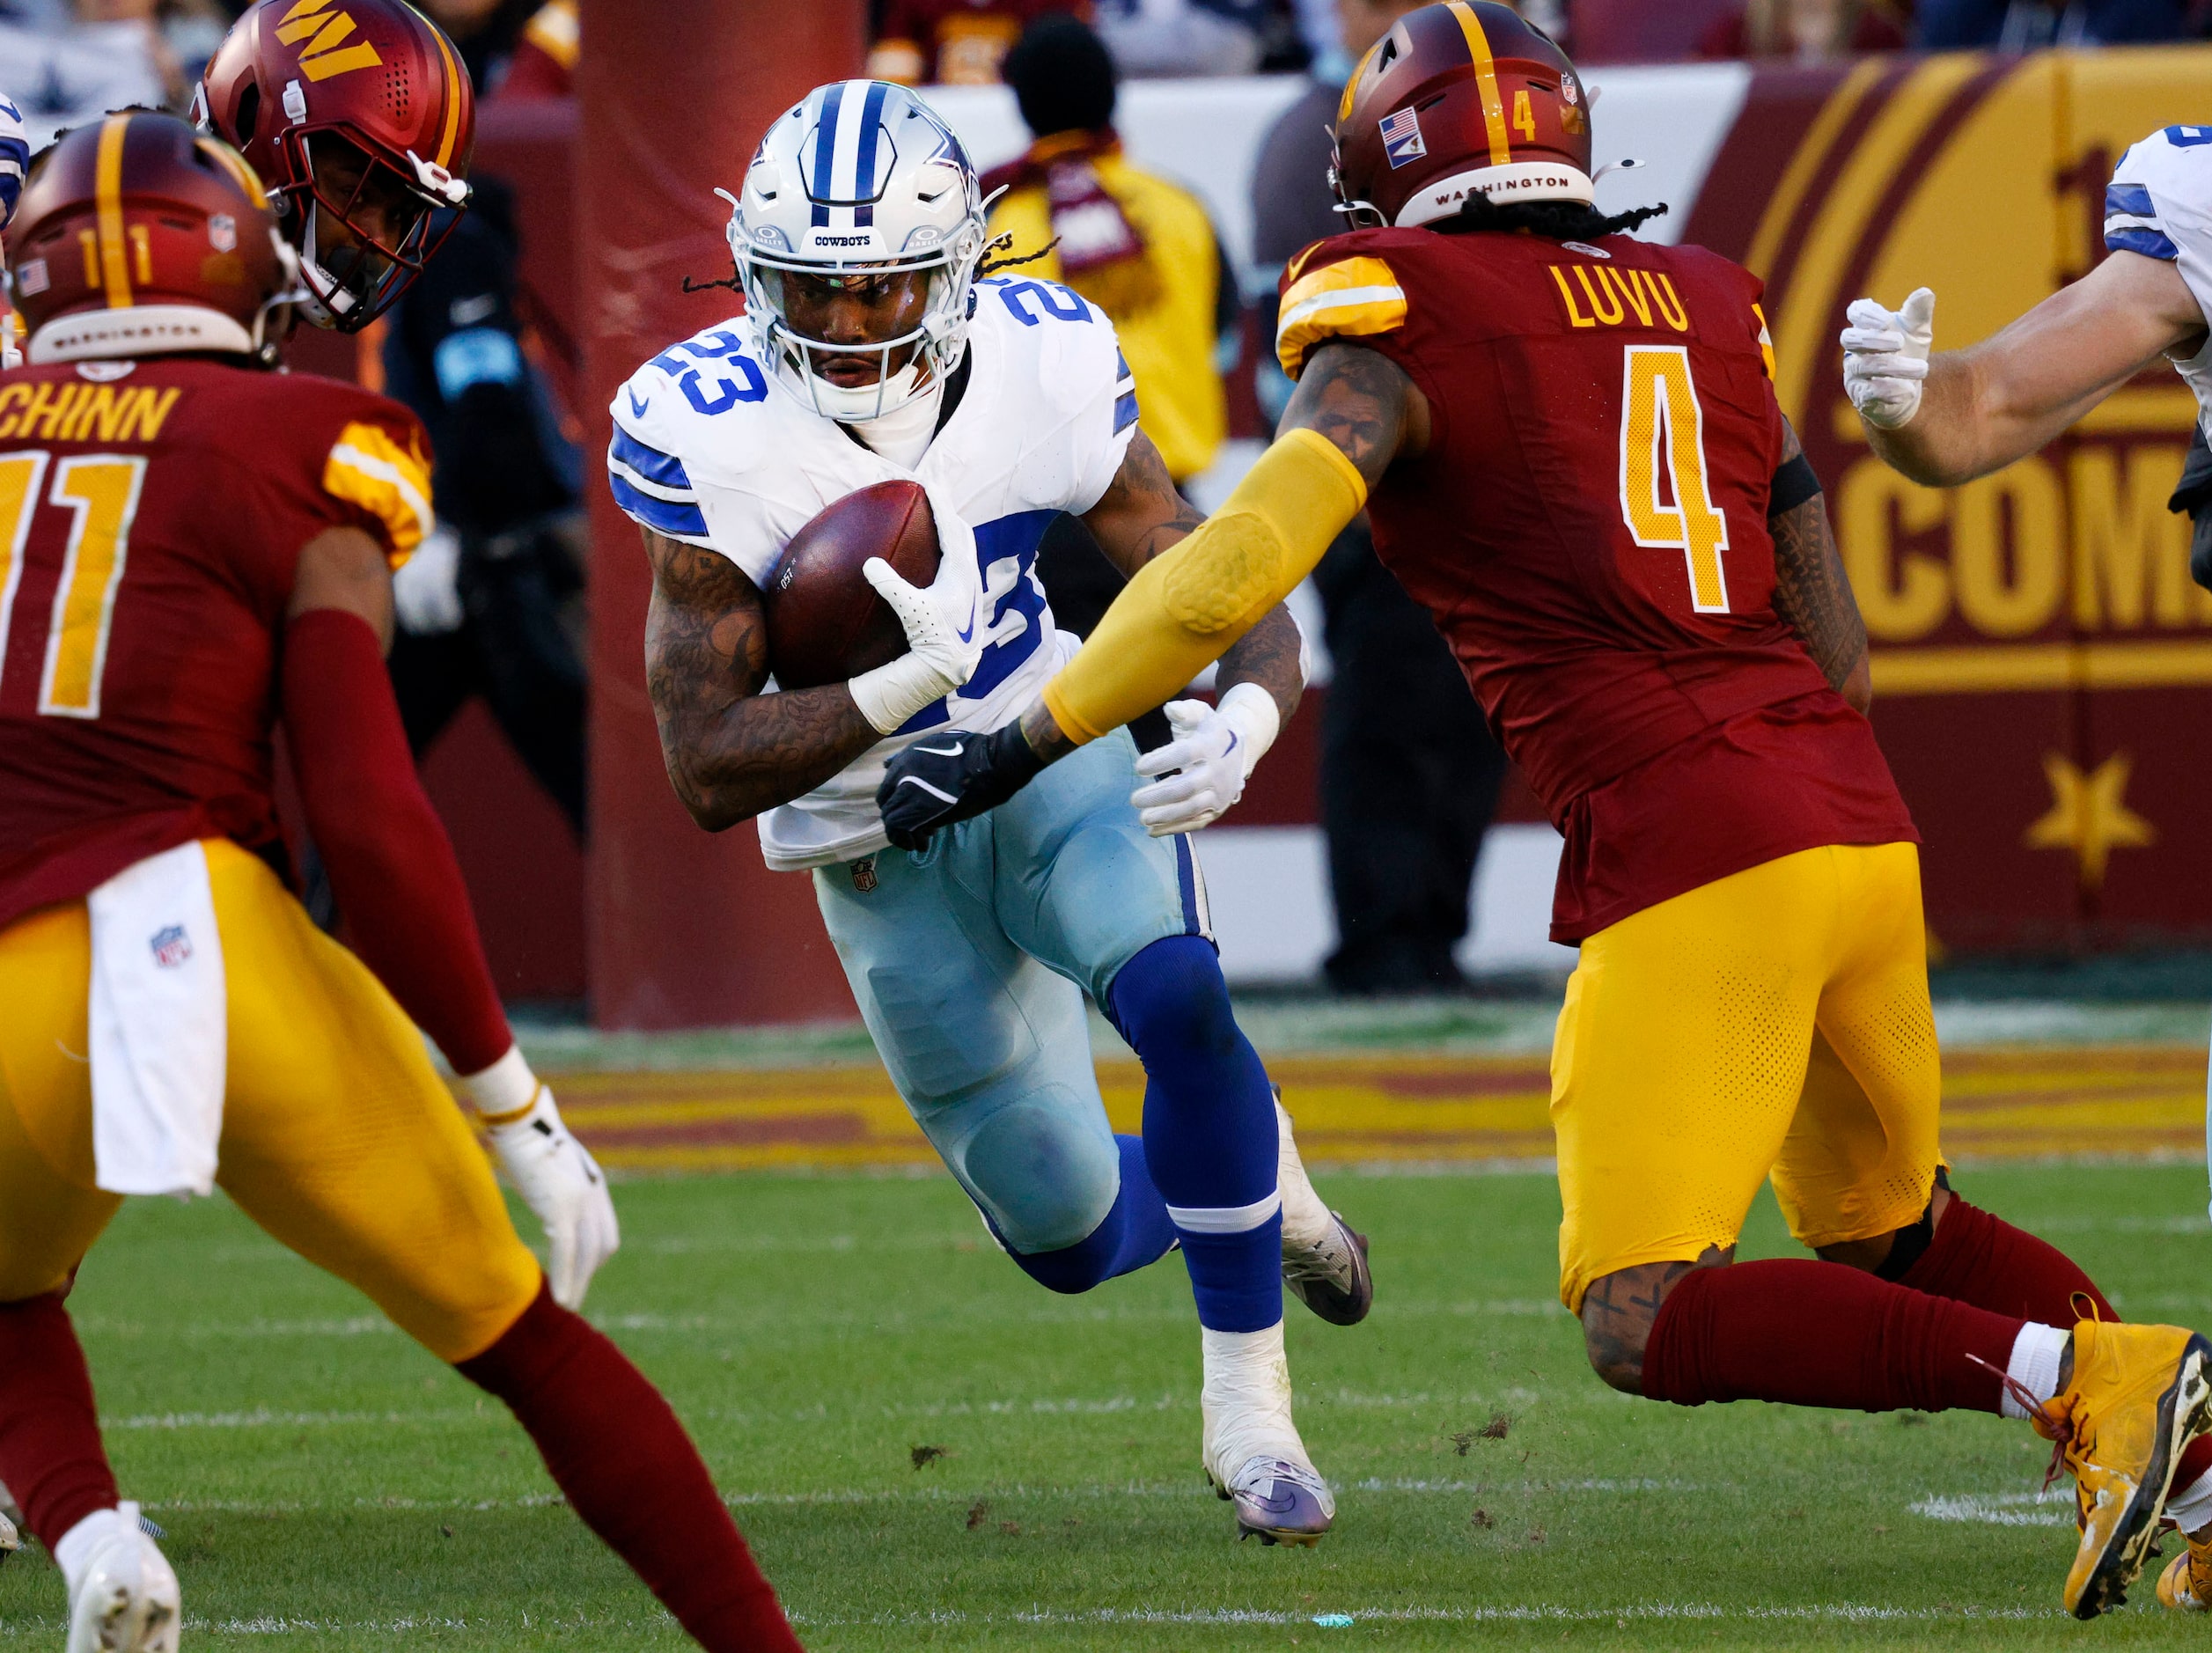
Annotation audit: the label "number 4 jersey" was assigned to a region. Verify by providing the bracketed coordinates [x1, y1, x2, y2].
[0, 356, 433, 930]
[1276, 227, 1915, 942]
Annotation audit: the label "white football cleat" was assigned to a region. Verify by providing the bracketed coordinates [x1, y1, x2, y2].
[1199, 1322, 1335, 1546]
[1275, 1095, 1372, 1326]
[0, 1507, 18, 1566]
[66, 1503, 179, 1653]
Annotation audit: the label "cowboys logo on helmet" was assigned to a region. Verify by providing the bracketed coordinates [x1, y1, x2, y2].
[725, 80, 992, 422]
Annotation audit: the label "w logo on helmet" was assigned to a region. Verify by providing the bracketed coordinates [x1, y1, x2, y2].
[273, 0, 384, 81]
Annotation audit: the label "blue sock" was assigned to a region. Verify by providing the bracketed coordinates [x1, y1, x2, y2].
[990, 1135, 1179, 1295]
[1107, 935, 1282, 1333]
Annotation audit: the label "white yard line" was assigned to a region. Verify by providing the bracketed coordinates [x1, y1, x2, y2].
[1911, 1490, 2076, 1527]
[2, 1601, 2048, 1636]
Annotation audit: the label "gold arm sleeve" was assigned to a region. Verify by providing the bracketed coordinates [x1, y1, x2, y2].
[1041, 427, 1368, 744]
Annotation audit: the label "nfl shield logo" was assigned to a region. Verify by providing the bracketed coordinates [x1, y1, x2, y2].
[851, 856, 878, 893]
[150, 925, 192, 968]
[1380, 107, 1426, 168]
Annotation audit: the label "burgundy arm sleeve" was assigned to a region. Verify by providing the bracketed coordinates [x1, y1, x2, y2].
[280, 606, 514, 1075]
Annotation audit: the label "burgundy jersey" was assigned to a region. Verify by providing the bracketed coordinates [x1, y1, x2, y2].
[1277, 228, 1914, 941]
[0, 356, 432, 930]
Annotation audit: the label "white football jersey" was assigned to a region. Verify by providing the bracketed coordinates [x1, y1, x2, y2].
[2105, 127, 2212, 433]
[0, 91, 25, 230]
[609, 276, 1139, 871]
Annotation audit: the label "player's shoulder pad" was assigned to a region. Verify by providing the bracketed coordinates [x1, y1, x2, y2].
[1275, 231, 1409, 378]
[0, 92, 28, 231]
[969, 275, 1127, 417]
[608, 318, 774, 547]
[308, 382, 435, 565]
[2107, 127, 2212, 261]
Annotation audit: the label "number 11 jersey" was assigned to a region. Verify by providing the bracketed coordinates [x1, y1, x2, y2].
[1276, 227, 1916, 942]
[0, 356, 433, 930]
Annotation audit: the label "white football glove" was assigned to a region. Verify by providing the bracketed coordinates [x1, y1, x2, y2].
[1841, 287, 1936, 430]
[465, 1047, 618, 1311]
[392, 525, 465, 635]
[1129, 682, 1281, 836]
[849, 494, 987, 734]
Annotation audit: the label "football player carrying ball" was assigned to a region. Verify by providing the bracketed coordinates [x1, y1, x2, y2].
[0, 115, 799, 1653]
[614, 78, 1371, 1545]
[883, 2, 2212, 1617]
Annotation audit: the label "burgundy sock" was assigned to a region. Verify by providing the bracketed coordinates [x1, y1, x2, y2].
[456, 1284, 802, 1652]
[0, 1293, 119, 1546]
[1889, 1195, 2212, 1493]
[1642, 1260, 2023, 1414]
[1897, 1194, 2115, 1323]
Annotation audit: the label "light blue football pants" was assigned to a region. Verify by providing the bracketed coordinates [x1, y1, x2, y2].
[814, 731, 1209, 1253]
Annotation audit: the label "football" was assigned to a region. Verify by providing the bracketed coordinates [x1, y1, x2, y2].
[761, 480, 942, 692]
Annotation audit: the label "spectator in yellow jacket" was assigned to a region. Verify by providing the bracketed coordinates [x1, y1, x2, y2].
[981, 14, 1230, 485]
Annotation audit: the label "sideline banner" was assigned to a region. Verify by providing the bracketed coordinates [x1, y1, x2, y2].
[1682, 50, 2212, 951]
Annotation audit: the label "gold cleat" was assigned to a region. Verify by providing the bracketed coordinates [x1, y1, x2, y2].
[2158, 1530, 2212, 1610]
[2043, 1319, 2212, 1619]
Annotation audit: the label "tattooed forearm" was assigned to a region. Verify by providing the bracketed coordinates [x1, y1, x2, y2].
[1082, 428, 1205, 577]
[1281, 341, 1427, 485]
[1578, 1247, 1732, 1395]
[641, 528, 880, 830]
[1018, 696, 1079, 764]
[1217, 604, 1305, 727]
[1768, 422, 1870, 713]
[1080, 429, 1305, 727]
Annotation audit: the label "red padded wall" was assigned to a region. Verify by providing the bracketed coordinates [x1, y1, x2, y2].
[578, 0, 866, 1026]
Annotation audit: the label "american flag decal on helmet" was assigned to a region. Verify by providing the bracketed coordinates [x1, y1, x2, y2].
[1380, 107, 1426, 169]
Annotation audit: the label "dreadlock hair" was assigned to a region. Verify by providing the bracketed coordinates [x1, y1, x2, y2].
[1435, 194, 1670, 241]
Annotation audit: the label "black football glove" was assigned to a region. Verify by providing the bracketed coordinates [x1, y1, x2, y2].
[877, 722, 1046, 850]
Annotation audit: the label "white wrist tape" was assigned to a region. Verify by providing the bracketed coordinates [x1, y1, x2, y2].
[1216, 680, 1281, 782]
[850, 654, 958, 736]
[461, 1043, 538, 1119]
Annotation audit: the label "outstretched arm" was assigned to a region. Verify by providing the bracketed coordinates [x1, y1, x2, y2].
[642, 527, 880, 831]
[1768, 419, 1871, 714]
[878, 344, 1425, 849]
[1077, 428, 1306, 724]
[1074, 428, 1308, 833]
[1850, 253, 2205, 488]
[1016, 343, 1424, 760]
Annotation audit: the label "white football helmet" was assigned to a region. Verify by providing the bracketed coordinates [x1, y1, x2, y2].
[727, 80, 991, 422]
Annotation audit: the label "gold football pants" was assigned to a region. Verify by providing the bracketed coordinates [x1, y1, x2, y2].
[0, 838, 540, 1362]
[1550, 841, 1942, 1312]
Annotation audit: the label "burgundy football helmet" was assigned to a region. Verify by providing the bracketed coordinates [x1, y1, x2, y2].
[1333, 2, 1593, 230]
[4, 112, 298, 365]
[194, 0, 474, 331]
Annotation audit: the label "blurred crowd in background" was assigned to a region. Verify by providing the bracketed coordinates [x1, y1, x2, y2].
[0, 0, 574, 147]
[863, 0, 2212, 87]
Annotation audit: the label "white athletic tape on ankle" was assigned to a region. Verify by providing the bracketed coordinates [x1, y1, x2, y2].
[1167, 1190, 1282, 1233]
[2000, 1323, 2069, 1422]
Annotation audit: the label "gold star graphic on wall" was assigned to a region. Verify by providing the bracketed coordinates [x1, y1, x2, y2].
[2023, 753, 2156, 890]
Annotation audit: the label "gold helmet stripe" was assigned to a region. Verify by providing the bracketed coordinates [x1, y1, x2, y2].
[195, 137, 271, 209]
[95, 113, 135, 309]
[428, 14, 463, 170]
[1338, 37, 1383, 128]
[1443, 2, 1512, 168]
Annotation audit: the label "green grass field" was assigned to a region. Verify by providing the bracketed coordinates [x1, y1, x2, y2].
[6, 1163, 2212, 1649]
